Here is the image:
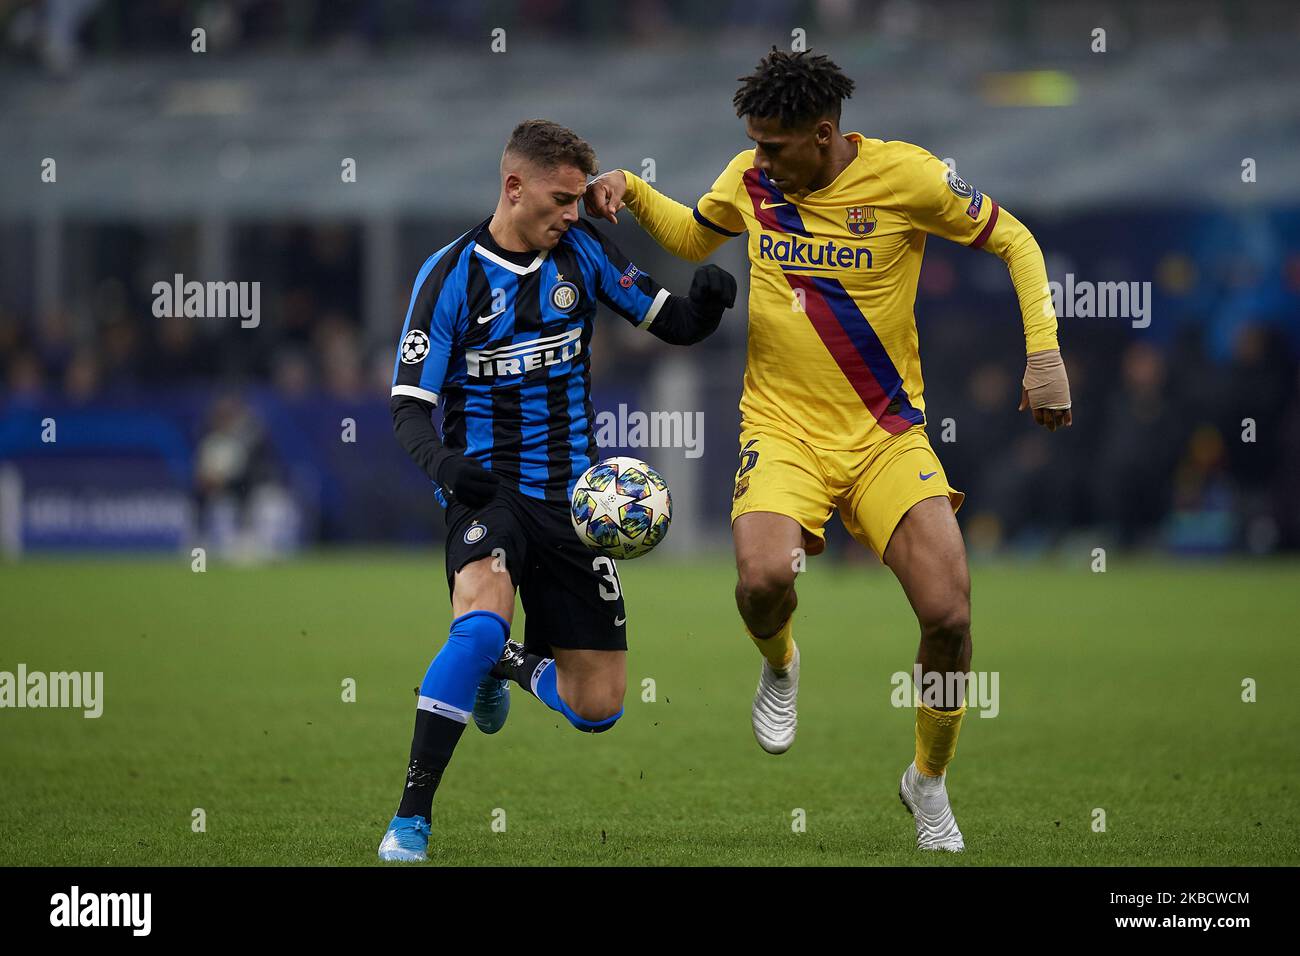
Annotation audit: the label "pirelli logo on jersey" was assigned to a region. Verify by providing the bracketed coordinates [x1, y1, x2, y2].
[758, 234, 873, 271]
[465, 327, 582, 378]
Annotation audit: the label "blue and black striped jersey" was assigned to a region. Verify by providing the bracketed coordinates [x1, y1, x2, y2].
[391, 216, 670, 505]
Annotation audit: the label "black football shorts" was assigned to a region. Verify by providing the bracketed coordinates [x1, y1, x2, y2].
[443, 484, 628, 655]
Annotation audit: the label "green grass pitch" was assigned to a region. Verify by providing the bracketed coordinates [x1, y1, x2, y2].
[1, 554, 1297, 866]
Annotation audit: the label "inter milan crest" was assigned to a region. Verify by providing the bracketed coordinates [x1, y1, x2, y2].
[846, 206, 876, 236]
[550, 274, 580, 313]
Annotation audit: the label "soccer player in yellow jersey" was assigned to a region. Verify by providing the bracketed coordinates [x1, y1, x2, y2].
[585, 49, 1073, 852]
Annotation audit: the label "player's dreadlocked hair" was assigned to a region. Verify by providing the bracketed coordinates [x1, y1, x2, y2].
[733, 48, 856, 128]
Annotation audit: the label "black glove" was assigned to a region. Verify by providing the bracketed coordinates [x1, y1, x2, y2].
[688, 264, 738, 325]
[435, 454, 499, 509]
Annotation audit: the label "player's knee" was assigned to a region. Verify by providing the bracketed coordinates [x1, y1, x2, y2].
[560, 689, 624, 733]
[735, 557, 797, 608]
[567, 690, 624, 723]
[920, 604, 970, 647]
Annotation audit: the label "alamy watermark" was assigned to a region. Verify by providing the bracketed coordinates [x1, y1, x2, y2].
[0, 664, 103, 718]
[49, 886, 150, 935]
[594, 403, 704, 459]
[152, 273, 260, 328]
[1047, 273, 1151, 328]
[890, 665, 999, 718]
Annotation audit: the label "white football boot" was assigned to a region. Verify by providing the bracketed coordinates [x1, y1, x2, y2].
[751, 645, 799, 754]
[898, 761, 964, 852]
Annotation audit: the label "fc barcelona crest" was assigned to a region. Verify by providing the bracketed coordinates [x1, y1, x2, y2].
[846, 206, 876, 236]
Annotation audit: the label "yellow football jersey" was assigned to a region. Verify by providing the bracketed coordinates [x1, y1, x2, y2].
[621, 133, 1058, 451]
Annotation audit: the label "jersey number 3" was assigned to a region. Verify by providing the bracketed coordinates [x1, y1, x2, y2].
[592, 556, 621, 601]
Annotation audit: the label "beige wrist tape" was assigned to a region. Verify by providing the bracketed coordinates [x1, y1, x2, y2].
[1023, 348, 1072, 409]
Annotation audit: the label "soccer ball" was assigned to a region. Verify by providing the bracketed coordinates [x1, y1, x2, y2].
[570, 456, 672, 559]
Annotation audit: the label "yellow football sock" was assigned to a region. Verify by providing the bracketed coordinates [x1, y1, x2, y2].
[914, 701, 966, 777]
[747, 615, 795, 672]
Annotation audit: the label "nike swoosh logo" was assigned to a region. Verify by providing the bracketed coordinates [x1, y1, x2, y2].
[614, 616, 626, 626]
[760, 199, 788, 209]
[477, 309, 505, 324]
[919, 471, 937, 481]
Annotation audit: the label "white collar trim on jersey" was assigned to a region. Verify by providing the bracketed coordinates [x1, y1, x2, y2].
[474, 243, 548, 275]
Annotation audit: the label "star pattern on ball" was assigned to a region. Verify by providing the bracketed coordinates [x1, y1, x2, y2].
[594, 486, 640, 520]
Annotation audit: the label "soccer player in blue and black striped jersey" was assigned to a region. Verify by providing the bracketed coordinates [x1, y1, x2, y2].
[378, 120, 737, 861]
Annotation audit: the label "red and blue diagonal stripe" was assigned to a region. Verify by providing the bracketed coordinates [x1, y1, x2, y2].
[739, 163, 920, 433]
[743, 168, 812, 237]
[785, 273, 925, 434]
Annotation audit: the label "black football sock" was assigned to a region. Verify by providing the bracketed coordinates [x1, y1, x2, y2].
[395, 708, 466, 821]
[491, 638, 551, 696]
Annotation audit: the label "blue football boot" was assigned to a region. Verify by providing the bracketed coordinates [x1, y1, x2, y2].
[377, 814, 431, 862]
[472, 675, 510, 734]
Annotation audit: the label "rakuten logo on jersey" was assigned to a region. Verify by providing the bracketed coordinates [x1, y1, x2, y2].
[758, 234, 873, 271]
[466, 327, 582, 378]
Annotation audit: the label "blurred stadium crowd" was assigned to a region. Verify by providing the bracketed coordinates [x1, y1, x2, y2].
[2, 0, 1298, 557]
[5, 0, 887, 73]
[5, 0, 1297, 71]
[3, 212, 1297, 557]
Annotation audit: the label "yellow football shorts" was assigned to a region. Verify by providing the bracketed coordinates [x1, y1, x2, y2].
[729, 424, 965, 561]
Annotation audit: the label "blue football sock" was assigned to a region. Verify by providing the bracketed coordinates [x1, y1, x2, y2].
[418, 609, 510, 716]
[397, 610, 510, 820]
[531, 659, 623, 733]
